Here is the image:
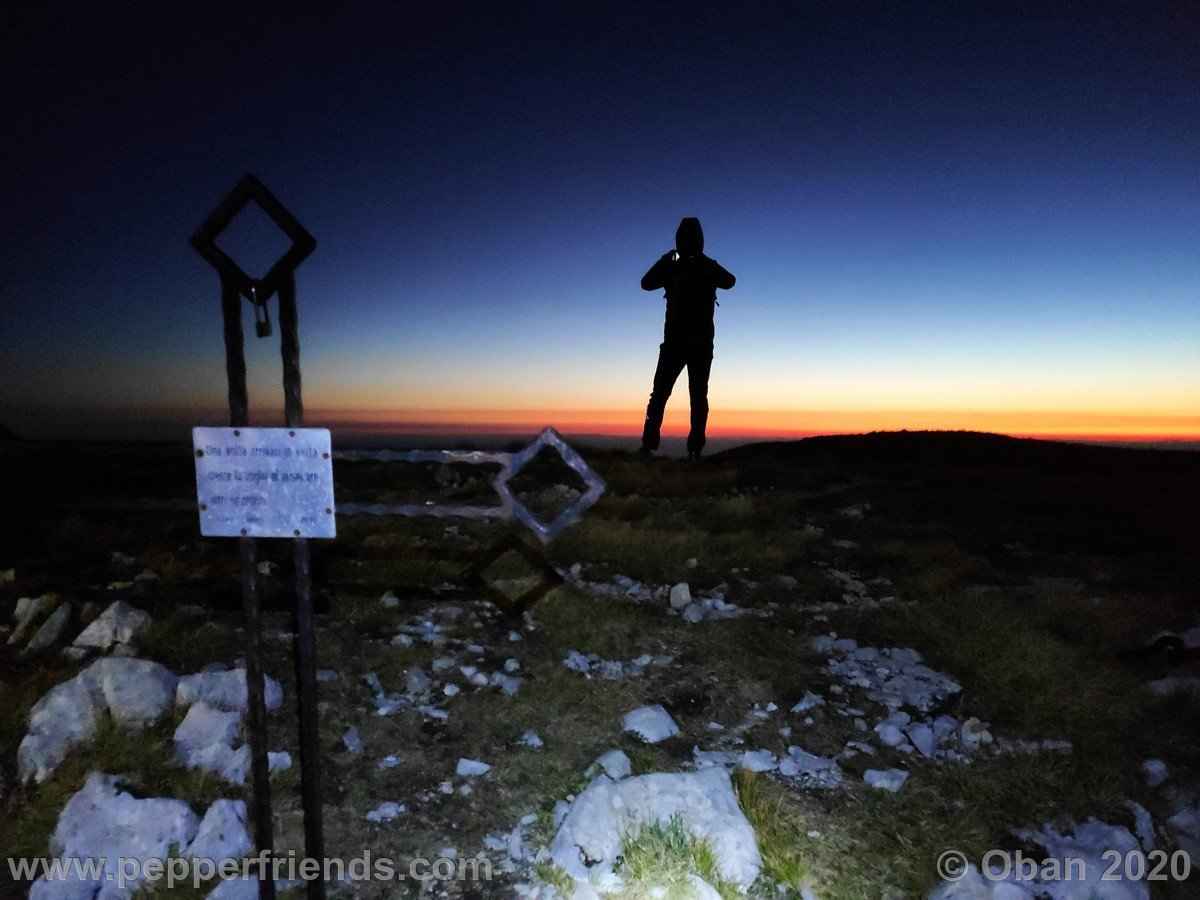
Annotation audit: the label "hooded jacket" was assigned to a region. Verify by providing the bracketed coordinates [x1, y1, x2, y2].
[641, 217, 735, 343]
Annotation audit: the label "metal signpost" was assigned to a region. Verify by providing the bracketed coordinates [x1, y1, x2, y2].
[191, 175, 324, 900]
[188, 176, 609, 897]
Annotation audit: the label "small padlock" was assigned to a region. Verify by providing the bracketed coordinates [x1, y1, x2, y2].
[250, 286, 272, 338]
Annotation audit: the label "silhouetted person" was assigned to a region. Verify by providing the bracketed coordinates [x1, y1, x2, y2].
[639, 217, 735, 459]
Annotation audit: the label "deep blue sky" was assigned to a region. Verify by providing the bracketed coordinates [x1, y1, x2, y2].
[1, 2, 1197, 440]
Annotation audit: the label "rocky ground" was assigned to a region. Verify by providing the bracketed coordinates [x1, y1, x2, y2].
[1, 431, 1199, 898]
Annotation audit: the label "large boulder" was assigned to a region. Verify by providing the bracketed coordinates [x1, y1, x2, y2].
[19, 659, 177, 784]
[29, 772, 200, 899]
[550, 767, 760, 890]
[78, 658, 178, 727]
[18, 679, 102, 784]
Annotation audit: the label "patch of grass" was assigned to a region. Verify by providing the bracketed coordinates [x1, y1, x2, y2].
[800, 752, 1141, 899]
[613, 814, 739, 899]
[734, 770, 811, 891]
[136, 617, 236, 673]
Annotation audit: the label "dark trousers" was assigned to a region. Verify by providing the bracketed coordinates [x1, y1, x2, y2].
[641, 340, 713, 453]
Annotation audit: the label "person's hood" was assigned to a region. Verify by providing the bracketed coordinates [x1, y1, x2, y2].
[675, 217, 704, 257]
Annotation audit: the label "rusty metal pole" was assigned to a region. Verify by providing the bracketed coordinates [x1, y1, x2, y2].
[220, 276, 277, 900]
[277, 271, 326, 897]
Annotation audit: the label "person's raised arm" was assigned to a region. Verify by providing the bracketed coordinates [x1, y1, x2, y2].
[641, 252, 673, 291]
[709, 258, 735, 290]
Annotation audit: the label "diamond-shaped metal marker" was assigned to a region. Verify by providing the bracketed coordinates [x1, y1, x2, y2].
[335, 427, 607, 544]
[190, 174, 317, 303]
[462, 533, 565, 616]
[493, 427, 607, 543]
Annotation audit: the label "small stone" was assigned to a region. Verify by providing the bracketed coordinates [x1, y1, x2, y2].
[175, 702, 242, 758]
[669, 583, 692, 609]
[22, 603, 72, 656]
[905, 723, 936, 758]
[739, 750, 777, 772]
[186, 799, 252, 862]
[343, 726, 363, 755]
[961, 717, 992, 750]
[622, 705, 680, 743]
[72, 600, 152, 652]
[863, 768, 908, 792]
[10, 594, 56, 645]
[380, 591, 400, 609]
[457, 758, 491, 777]
[1143, 759, 1168, 789]
[593, 749, 632, 781]
[791, 692, 825, 714]
[519, 730, 544, 748]
[406, 667, 432, 695]
[268, 751, 291, 773]
[365, 801, 404, 823]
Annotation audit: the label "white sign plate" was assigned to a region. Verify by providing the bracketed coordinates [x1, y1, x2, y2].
[193, 427, 336, 539]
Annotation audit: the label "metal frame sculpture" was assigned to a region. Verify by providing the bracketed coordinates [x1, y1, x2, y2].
[191, 175, 323, 900]
[336, 425, 607, 543]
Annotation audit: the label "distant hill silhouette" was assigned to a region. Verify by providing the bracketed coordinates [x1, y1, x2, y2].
[715, 430, 1200, 585]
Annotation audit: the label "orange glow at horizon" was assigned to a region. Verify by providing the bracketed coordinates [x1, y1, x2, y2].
[306, 406, 1200, 443]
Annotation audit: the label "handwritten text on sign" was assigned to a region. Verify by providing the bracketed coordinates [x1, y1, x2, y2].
[193, 427, 336, 538]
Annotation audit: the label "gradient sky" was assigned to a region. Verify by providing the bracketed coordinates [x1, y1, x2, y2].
[1, 2, 1197, 442]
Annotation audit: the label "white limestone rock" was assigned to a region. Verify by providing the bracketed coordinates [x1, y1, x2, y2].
[72, 601, 152, 652]
[176, 668, 283, 713]
[739, 750, 777, 772]
[669, 583, 692, 610]
[622, 705, 679, 743]
[550, 767, 760, 890]
[186, 800, 252, 862]
[189, 742, 251, 785]
[9, 594, 56, 646]
[174, 702, 242, 758]
[863, 768, 909, 792]
[19, 657, 177, 784]
[79, 658, 178, 727]
[1016, 818, 1149, 899]
[30, 773, 200, 899]
[591, 749, 632, 781]
[23, 603, 72, 655]
[457, 758, 491, 777]
[1142, 759, 1168, 789]
[18, 678, 102, 784]
[366, 801, 405, 823]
